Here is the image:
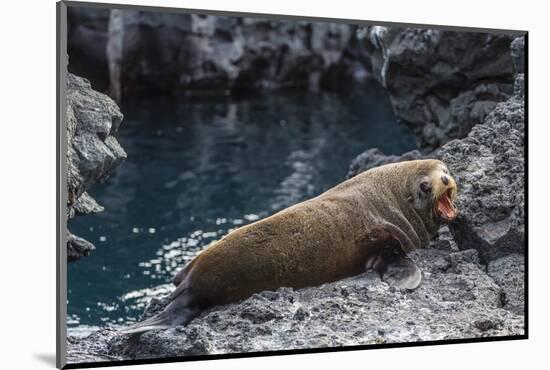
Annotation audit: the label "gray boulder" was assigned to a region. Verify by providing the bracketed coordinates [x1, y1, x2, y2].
[437, 74, 524, 262]
[67, 231, 95, 262]
[364, 27, 517, 148]
[66, 73, 127, 261]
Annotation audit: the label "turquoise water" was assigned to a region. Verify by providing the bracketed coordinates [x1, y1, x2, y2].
[67, 86, 417, 335]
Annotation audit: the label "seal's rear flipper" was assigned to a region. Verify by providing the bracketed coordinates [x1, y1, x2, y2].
[118, 290, 200, 335]
[118, 310, 173, 335]
[381, 255, 422, 290]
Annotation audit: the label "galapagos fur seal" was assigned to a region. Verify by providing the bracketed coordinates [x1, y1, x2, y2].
[121, 159, 458, 334]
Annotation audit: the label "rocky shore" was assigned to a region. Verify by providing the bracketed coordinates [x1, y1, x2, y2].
[67, 223, 523, 363]
[65, 12, 525, 364]
[67, 81, 525, 362]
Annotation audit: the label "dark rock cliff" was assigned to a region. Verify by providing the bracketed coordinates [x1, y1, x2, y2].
[69, 8, 362, 100]
[362, 27, 516, 148]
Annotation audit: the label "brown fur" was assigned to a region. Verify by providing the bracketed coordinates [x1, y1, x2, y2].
[121, 159, 457, 334]
[174, 159, 455, 305]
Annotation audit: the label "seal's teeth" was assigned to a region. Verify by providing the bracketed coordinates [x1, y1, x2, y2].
[437, 191, 457, 220]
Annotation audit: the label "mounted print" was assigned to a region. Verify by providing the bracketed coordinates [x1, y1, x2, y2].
[56, 1, 528, 368]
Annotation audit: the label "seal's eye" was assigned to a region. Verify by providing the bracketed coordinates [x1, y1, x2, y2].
[420, 181, 432, 193]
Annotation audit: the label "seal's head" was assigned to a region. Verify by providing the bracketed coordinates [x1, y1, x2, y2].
[408, 160, 458, 224]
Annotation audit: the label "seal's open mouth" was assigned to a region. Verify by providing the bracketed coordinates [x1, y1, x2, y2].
[436, 189, 457, 222]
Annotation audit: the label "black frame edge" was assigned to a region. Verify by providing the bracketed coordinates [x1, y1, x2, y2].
[523, 32, 529, 339]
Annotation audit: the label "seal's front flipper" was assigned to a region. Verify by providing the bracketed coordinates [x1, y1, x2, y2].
[381, 254, 422, 290]
[362, 227, 422, 290]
